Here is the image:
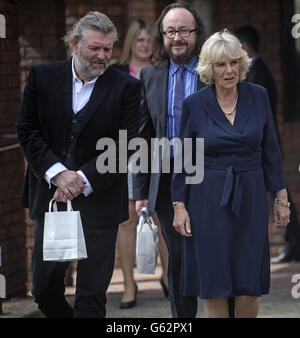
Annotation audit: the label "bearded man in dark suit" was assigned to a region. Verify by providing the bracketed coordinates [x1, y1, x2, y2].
[132, 2, 207, 318]
[16, 11, 141, 318]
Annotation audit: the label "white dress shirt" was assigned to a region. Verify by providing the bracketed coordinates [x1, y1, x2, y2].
[44, 58, 99, 197]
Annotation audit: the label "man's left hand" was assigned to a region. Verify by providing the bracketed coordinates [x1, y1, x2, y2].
[53, 187, 70, 203]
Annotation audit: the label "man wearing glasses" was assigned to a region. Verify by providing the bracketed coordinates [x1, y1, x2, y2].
[132, 3, 205, 318]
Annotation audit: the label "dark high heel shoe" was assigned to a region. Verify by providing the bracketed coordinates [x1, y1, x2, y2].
[160, 278, 169, 298]
[119, 283, 138, 309]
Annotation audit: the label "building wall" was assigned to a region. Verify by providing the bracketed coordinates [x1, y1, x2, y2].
[19, 0, 66, 91]
[0, 0, 27, 298]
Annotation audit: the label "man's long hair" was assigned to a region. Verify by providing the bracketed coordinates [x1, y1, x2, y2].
[151, 2, 205, 63]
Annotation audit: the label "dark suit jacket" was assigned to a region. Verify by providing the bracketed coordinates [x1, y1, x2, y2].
[110, 63, 130, 74]
[246, 56, 277, 127]
[131, 60, 205, 214]
[16, 59, 141, 224]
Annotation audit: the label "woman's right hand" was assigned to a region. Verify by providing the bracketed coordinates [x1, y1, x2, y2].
[173, 202, 192, 237]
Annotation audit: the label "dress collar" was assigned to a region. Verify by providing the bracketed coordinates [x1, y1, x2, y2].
[203, 81, 254, 136]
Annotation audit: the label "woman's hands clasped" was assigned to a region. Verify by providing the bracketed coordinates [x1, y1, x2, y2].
[173, 202, 192, 237]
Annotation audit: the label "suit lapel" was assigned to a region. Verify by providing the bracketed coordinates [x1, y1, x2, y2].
[57, 59, 73, 122]
[203, 84, 236, 136]
[156, 60, 169, 137]
[234, 81, 253, 133]
[57, 60, 114, 136]
[76, 68, 113, 134]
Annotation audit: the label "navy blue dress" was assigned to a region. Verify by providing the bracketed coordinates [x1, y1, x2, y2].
[171, 81, 286, 299]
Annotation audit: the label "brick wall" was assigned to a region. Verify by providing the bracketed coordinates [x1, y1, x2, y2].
[18, 0, 66, 91]
[17, 0, 67, 294]
[215, 0, 300, 255]
[0, 0, 20, 135]
[127, 0, 173, 23]
[0, 0, 27, 298]
[65, 0, 129, 61]
[0, 142, 27, 297]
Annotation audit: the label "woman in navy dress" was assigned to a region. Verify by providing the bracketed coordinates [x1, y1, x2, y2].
[171, 30, 290, 318]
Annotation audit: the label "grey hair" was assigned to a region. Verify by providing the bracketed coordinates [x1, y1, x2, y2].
[63, 11, 118, 46]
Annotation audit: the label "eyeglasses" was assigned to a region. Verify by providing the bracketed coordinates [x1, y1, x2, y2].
[162, 28, 197, 39]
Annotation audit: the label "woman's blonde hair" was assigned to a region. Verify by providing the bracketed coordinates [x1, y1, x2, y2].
[196, 29, 251, 85]
[119, 19, 152, 65]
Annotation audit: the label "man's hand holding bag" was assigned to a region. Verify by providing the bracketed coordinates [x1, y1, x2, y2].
[136, 207, 159, 274]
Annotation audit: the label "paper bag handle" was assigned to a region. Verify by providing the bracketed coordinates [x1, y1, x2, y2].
[48, 199, 73, 212]
[48, 199, 58, 212]
[141, 207, 149, 220]
[140, 207, 155, 232]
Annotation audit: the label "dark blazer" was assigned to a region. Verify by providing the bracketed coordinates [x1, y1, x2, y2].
[110, 63, 130, 74]
[246, 57, 277, 123]
[246, 56, 280, 148]
[131, 60, 205, 214]
[16, 59, 141, 224]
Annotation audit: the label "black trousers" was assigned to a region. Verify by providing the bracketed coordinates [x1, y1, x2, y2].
[31, 214, 118, 318]
[156, 172, 235, 318]
[155, 172, 197, 318]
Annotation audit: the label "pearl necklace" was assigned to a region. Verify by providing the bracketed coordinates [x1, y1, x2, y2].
[217, 93, 238, 115]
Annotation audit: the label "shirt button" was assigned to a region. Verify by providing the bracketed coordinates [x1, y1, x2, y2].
[72, 118, 77, 124]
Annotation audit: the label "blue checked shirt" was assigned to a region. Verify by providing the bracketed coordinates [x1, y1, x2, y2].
[166, 56, 199, 141]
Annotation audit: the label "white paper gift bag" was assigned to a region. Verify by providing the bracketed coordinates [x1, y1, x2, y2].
[136, 207, 159, 274]
[43, 199, 88, 262]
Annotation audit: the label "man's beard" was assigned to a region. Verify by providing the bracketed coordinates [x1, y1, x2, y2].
[74, 48, 108, 78]
[167, 41, 196, 64]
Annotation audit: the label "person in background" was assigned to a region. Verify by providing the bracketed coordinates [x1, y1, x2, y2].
[171, 29, 290, 318]
[234, 25, 300, 264]
[112, 19, 169, 309]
